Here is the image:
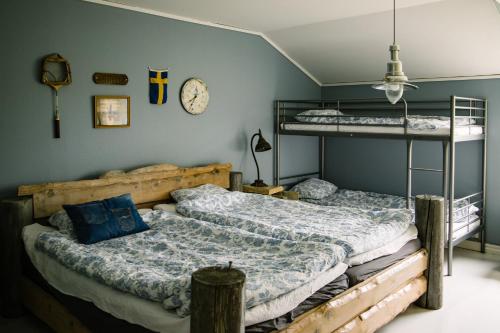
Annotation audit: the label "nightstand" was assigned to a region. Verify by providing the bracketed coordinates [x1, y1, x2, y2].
[242, 185, 284, 195]
[242, 185, 299, 200]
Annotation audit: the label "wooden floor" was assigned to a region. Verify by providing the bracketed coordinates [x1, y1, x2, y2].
[1, 248, 499, 333]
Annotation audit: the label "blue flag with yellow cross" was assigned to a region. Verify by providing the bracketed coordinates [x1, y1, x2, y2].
[149, 68, 169, 105]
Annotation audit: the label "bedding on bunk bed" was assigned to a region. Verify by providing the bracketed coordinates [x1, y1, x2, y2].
[295, 109, 476, 128]
[174, 185, 413, 257]
[285, 109, 483, 135]
[33, 209, 347, 319]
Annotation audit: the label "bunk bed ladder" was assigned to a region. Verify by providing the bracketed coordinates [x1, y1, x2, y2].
[406, 138, 452, 275]
[319, 102, 326, 180]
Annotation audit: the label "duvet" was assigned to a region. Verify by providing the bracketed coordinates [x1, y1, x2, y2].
[176, 189, 413, 257]
[35, 210, 345, 317]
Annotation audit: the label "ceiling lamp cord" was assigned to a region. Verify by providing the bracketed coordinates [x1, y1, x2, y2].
[393, 0, 396, 44]
[372, 0, 418, 104]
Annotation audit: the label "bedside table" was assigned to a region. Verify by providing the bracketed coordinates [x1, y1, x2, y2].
[242, 185, 284, 195]
[242, 185, 299, 200]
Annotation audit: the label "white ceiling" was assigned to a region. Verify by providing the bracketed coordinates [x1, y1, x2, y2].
[95, 0, 500, 85]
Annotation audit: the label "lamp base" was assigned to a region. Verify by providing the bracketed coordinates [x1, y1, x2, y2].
[251, 179, 268, 187]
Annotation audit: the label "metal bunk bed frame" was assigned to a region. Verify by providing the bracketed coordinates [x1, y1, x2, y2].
[273, 96, 487, 276]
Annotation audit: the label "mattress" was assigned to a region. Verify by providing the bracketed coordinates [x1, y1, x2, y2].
[346, 224, 418, 266]
[23, 223, 348, 332]
[281, 123, 483, 137]
[246, 274, 349, 333]
[448, 219, 481, 241]
[346, 238, 422, 286]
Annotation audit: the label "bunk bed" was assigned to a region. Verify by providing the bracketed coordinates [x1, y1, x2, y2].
[274, 96, 487, 276]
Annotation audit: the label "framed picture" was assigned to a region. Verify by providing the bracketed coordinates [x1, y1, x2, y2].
[94, 95, 130, 128]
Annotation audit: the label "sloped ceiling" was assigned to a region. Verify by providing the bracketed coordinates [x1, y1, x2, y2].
[91, 0, 500, 85]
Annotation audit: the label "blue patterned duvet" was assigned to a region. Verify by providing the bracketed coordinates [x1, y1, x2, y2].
[176, 191, 412, 257]
[295, 110, 475, 130]
[303, 189, 479, 222]
[35, 211, 345, 317]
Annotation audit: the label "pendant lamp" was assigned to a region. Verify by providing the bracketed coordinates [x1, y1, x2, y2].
[372, 0, 418, 104]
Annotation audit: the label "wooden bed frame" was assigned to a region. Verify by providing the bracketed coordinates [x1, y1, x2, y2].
[0, 162, 444, 333]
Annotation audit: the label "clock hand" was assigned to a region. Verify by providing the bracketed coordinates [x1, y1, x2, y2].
[189, 96, 198, 110]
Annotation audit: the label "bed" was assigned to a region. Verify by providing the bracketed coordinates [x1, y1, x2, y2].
[0, 163, 444, 333]
[274, 96, 488, 276]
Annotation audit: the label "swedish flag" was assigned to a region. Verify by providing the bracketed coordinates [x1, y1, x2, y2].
[149, 68, 168, 105]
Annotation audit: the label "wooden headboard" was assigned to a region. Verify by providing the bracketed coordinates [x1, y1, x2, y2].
[17, 163, 232, 219]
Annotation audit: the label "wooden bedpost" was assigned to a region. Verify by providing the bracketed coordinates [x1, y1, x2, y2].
[0, 197, 33, 317]
[414, 195, 444, 310]
[191, 265, 246, 333]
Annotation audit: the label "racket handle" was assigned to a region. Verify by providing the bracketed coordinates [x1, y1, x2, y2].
[54, 118, 61, 138]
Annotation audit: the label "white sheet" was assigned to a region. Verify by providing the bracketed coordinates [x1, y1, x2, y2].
[282, 123, 484, 137]
[153, 203, 178, 215]
[23, 223, 347, 331]
[346, 224, 418, 266]
[448, 218, 481, 241]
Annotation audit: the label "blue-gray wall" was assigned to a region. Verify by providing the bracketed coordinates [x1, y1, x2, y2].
[322, 79, 499, 244]
[0, 0, 320, 198]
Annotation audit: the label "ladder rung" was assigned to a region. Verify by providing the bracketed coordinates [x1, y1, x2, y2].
[410, 167, 443, 172]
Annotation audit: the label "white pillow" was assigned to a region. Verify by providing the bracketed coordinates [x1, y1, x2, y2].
[153, 203, 179, 216]
[295, 109, 342, 124]
[290, 178, 338, 200]
[48, 210, 76, 237]
[171, 184, 228, 202]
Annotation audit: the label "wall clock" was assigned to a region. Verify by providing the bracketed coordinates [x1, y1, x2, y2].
[180, 78, 209, 114]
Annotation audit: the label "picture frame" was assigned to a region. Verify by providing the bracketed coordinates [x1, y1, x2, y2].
[94, 95, 130, 128]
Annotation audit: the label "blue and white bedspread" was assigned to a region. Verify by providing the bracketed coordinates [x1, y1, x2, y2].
[176, 191, 412, 257]
[303, 189, 479, 222]
[295, 110, 474, 130]
[35, 211, 345, 317]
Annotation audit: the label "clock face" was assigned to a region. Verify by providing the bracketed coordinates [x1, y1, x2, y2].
[180, 78, 209, 115]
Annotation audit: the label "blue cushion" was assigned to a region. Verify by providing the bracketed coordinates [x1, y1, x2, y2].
[63, 194, 149, 244]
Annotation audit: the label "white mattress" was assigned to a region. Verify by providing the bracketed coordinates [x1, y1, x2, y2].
[346, 224, 418, 266]
[282, 123, 484, 137]
[448, 218, 481, 241]
[23, 223, 347, 332]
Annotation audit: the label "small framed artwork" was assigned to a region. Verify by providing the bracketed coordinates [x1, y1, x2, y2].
[94, 95, 130, 128]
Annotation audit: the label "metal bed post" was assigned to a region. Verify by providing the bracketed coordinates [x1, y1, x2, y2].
[448, 96, 456, 276]
[406, 140, 413, 209]
[274, 100, 281, 186]
[404, 99, 411, 209]
[319, 136, 325, 180]
[319, 101, 326, 180]
[481, 99, 488, 253]
[442, 140, 450, 246]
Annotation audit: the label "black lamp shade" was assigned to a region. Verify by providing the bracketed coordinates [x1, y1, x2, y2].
[255, 131, 271, 152]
